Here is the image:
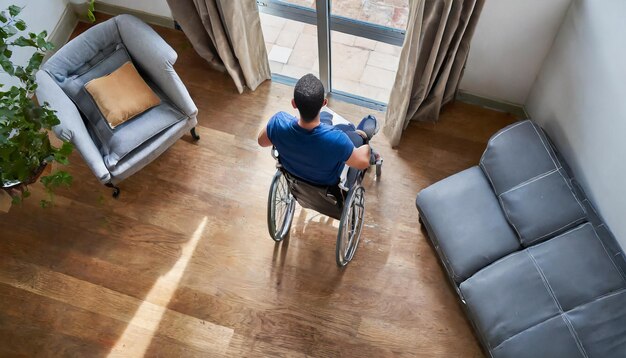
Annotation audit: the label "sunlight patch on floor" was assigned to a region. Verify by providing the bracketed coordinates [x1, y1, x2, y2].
[109, 216, 232, 356]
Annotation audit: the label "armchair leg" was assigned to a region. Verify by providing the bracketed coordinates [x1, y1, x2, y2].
[190, 127, 200, 141]
[105, 183, 121, 199]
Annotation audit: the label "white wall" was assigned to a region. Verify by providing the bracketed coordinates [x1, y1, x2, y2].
[460, 0, 571, 104]
[97, 0, 171, 18]
[0, 0, 68, 87]
[526, 0, 626, 248]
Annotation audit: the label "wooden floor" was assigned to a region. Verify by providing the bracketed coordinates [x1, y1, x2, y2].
[0, 18, 518, 357]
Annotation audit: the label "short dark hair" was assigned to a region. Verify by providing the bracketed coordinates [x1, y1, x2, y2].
[294, 74, 325, 122]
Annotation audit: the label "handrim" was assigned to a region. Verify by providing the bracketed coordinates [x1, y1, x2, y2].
[267, 170, 296, 242]
[336, 185, 365, 266]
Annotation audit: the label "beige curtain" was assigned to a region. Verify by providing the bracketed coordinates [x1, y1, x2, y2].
[384, 0, 485, 146]
[167, 0, 271, 93]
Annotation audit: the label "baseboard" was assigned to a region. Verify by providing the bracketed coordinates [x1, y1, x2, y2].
[45, 3, 78, 61]
[95, 2, 175, 29]
[456, 90, 529, 119]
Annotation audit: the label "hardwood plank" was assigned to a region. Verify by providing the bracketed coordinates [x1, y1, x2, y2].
[0, 257, 233, 355]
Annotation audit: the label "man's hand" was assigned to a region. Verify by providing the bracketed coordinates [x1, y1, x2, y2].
[346, 144, 371, 170]
[258, 126, 272, 147]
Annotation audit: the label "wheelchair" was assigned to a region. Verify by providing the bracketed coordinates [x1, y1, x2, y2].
[267, 146, 380, 267]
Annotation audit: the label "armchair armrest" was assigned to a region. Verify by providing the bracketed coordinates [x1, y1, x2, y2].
[115, 15, 198, 118]
[36, 71, 111, 184]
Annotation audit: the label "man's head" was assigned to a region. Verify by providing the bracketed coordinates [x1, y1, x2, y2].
[292, 74, 327, 122]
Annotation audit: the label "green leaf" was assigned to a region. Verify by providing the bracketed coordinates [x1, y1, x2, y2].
[0, 11, 7, 23]
[58, 141, 73, 156]
[88, 11, 96, 23]
[36, 36, 47, 49]
[0, 57, 14, 75]
[5, 25, 17, 37]
[53, 154, 69, 165]
[8, 5, 21, 17]
[27, 52, 43, 70]
[14, 19, 26, 31]
[12, 36, 35, 47]
[40, 170, 73, 192]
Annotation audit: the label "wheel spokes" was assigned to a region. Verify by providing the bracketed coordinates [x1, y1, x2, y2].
[272, 174, 293, 236]
[342, 188, 364, 261]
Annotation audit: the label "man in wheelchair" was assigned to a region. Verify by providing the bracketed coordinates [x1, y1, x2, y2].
[257, 74, 382, 267]
[257, 74, 380, 186]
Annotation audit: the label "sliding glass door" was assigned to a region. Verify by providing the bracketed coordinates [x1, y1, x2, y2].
[258, 0, 407, 108]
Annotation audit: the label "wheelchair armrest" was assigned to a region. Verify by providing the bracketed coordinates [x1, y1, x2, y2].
[338, 165, 350, 191]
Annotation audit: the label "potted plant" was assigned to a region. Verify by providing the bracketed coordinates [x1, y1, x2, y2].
[69, 0, 96, 23]
[0, 5, 73, 207]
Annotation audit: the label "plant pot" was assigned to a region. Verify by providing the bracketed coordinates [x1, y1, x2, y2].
[1, 162, 48, 190]
[69, 0, 92, 22]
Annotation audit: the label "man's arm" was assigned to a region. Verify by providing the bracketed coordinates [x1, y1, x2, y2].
[258, 126, 273, 147]
[345, 145, 371, 170]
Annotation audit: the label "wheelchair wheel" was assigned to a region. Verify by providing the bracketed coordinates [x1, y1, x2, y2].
[267, 170, 296, 242]
[336, 185, 365, 267]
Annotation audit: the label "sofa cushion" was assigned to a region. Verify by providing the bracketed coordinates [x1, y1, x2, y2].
[460, 251, 561, 348]
[528, 223, 626, 311]
[416, 166, 520, 283]
[567, 290, 626, 357]
[492, 315, 585, 358]
[107, 116, 194, 182]
[50, 46, 131, 147]
[480, 120, 587, 245]
[499, 171, 587, 246]
[103, 100, 187, 170]
[480, 120, 559, 195]
[43, 18, 123, 82]
[461, 223, 626, 352]
[85, 61, 161, 128]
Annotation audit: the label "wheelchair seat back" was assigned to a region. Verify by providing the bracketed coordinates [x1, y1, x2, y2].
[282, 170, 345, 220]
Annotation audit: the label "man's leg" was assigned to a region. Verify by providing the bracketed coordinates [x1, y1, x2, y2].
[332, 115, 381, 179]
[333, 115, 378, 142]
[333, 125, 365, 189]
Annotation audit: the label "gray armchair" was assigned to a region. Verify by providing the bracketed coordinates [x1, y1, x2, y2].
[36, 15, 198, 197]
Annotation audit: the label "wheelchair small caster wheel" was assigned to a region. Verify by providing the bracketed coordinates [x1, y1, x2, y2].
[375, 158, 383, 179]
[105, 183, 121, 199]
[190, 127, 200, 141]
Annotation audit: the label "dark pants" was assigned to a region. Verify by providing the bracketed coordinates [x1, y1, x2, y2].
[320, 113, 365, 147]
[320, 112, 366, 188]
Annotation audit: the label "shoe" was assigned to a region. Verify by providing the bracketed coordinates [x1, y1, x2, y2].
[357, 115, 380, 140]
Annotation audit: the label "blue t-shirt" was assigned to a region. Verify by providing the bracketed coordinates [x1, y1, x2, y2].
[267, 111, 355, 185]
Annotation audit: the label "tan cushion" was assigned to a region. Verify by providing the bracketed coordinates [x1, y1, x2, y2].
[85, 61, 161, 129]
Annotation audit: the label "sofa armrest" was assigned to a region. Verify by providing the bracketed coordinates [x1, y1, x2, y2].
[115, 14, 198, 118]
[36, 71, 111, 184]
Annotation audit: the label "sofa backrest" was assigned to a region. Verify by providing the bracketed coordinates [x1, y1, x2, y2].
[480, 120, 588, 246]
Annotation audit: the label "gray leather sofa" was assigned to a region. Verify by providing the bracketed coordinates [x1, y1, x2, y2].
[416, 120, 626, 358]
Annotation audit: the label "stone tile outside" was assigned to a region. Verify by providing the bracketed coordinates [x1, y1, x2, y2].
[260, 11, 404, 103]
